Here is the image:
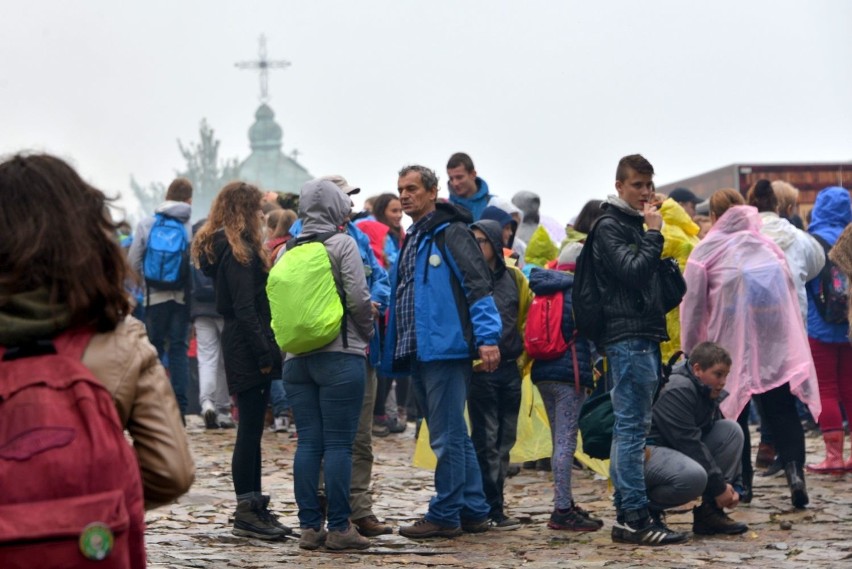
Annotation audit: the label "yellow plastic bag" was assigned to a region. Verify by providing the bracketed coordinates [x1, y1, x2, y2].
[412, 367, 555, 469]
[509, 371, 553, 463]
[574, 431, 610, 479]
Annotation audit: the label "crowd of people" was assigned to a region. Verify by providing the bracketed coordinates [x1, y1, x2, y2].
[1, 149, 850, 562]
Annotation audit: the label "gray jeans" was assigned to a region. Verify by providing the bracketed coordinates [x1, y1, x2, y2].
[644, 419, 743, 510]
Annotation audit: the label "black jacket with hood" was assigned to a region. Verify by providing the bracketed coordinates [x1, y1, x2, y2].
[647, 361, 730, 499]
[200, 231, 281, 394]
[591, 200, 668, 345]
[470, 219, 524, 361]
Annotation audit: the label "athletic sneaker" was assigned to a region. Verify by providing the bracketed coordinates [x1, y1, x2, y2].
[489, 513, 521, 530]
[611, 517, 689, 546]
[548, 507, 601, 531]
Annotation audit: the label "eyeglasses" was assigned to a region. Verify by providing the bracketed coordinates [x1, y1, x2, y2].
[475, 237, 490, 246]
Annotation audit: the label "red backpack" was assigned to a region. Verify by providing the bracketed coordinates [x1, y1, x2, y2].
[0, 329, 146, 569]
[525, 291, 570, 360]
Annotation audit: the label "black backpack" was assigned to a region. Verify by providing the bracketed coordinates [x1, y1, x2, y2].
[809, 235, 849, 324]
[571, 214, 615, 346]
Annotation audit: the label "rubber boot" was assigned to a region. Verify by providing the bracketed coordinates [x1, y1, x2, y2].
[806, 431, 845, 473]
[784, 462, 809, 509]
[846, 438, 852, 471]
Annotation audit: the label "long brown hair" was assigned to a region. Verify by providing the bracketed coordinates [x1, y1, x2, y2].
[373, 192, 403, 242]
[0, 153, 129, 331]
[192, 181, 266, 267]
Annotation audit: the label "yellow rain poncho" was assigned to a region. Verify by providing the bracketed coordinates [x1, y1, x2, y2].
[659, 198, 700, 362]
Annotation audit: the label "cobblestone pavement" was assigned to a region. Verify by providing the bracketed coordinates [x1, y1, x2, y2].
[146, 418, 852, 568]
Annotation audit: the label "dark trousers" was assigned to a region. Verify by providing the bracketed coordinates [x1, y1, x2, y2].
[145, 300, 190, 413]
[468, 362, 522, 518]
[738, 383, 806, 481]
[232, 383, 270, 496]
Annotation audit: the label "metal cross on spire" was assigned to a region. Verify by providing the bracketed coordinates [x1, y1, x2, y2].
[235, 35, 291, 102]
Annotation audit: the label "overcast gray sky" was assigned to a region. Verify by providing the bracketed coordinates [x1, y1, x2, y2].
[2, 0, 850, 223]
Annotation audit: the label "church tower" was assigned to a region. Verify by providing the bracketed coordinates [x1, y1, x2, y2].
[236, 36, 312, 193]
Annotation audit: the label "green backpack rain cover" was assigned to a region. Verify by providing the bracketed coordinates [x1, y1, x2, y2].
[267, 232, 345, 354]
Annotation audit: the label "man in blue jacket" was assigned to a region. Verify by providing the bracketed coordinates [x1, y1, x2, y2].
[385, 164, 502, 539]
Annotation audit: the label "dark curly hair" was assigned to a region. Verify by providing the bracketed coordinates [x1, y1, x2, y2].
[0, 153, 129, 331]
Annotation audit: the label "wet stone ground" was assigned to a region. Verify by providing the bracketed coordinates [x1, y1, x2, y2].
[146, 419, 852, 568]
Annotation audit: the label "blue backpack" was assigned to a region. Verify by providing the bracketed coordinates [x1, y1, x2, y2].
[142, 213, 189, 291]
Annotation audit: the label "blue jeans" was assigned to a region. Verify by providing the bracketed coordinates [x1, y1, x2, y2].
[284, 352, 365, 531]
[605, 338, 660, 519]
[270, 379, 290, 417]
[145, 300, 190, 413]
[412, 358, 490, 527]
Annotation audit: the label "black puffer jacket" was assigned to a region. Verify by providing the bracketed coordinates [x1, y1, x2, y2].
[470, 219, 524, 361]
[591, 203, 668, 346]
[200, 230, 281, 394]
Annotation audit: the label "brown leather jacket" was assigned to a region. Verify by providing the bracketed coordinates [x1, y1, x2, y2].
[82, 317, 195, 509]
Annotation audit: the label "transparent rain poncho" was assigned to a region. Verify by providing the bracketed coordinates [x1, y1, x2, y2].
[680, 205, 821, 421]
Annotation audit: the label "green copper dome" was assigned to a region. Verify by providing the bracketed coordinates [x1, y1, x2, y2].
[248, 103, 283, 150]
[238, 103, 312, 193]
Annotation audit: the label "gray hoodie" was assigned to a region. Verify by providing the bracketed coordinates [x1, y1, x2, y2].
[128, 200, 192, 306]
[281, 179, 374, 359]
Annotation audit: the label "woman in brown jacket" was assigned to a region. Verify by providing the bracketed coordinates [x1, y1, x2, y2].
[0, 153, 194, 508]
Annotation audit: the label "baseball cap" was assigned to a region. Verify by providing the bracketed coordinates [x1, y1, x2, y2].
[320, 174, 360, 195]
[668, 187, 700, 205]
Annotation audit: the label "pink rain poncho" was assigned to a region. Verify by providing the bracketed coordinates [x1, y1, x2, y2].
[680, 205, 821, 422]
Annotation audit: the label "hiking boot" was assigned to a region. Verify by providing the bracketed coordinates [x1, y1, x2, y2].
[784, 461, 809, 508]
[216, 412, 236, 429]
[611, 516, 688, 546]
[232, 499, 289, 540]
[506, 463, 521, 478]
[326, 523, 371, 551]
[548, 507, 601, 531]
[399, 518, 463, 539]
[461, 517, 490, 534]
[271, 414, 290, 433]
[536, 457, 552, 471]
[298, 527, 327, 550]
[489, 513, 521, 531]
[352, 514, 393, 537]
[692, 501, 749, 535]
[259, 495, 292, 534]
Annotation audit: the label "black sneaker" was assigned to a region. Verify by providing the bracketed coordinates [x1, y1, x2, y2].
[548, 507, 601, 531]
[572, 502, 604, 528]
[611, 517, 689, 546]
[488, 513, 521, 531]
[203, 407, 218, 429]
